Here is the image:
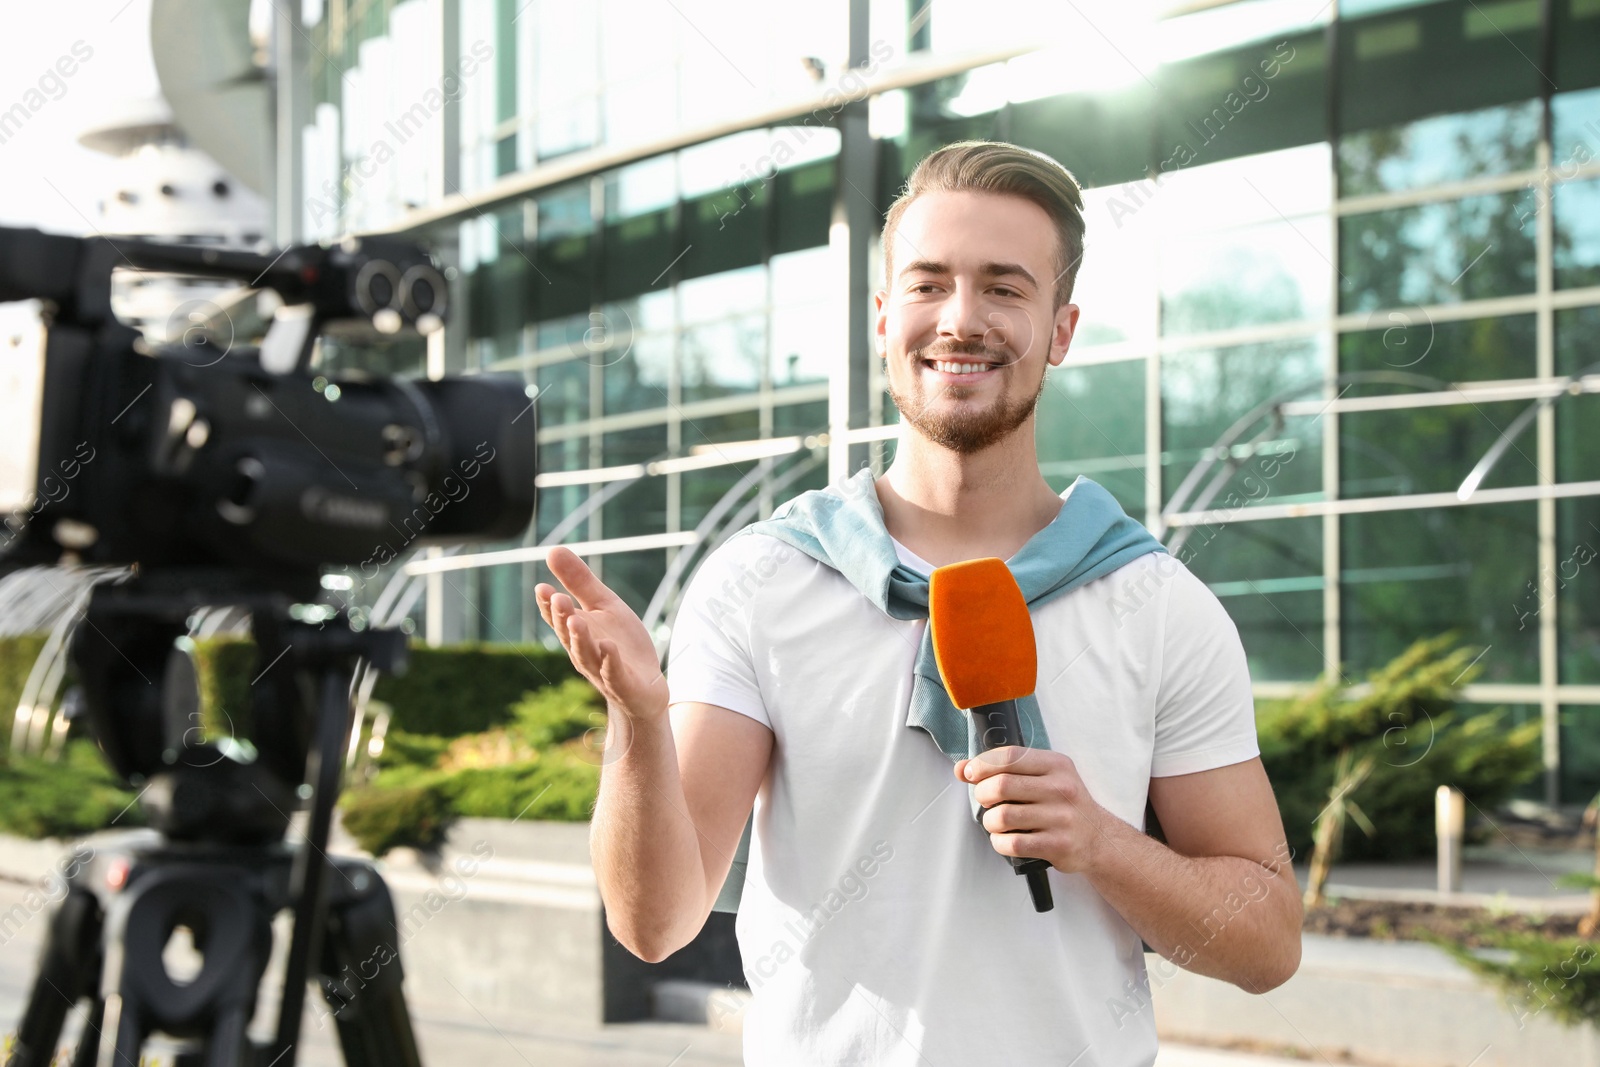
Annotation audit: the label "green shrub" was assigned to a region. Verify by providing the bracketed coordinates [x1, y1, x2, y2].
[340, 780, 455, 855]
[1439, 930, 1600, 1028]
[0, 740, 144, 839]
[440, 754, 600, 822]
[191, 635, 257, 742]
[0, 634, 53, 757]
[1259, 635, 1542, 861]
[509, 677, 606, 748]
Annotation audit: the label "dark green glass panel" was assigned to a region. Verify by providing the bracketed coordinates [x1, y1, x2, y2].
[1556, 306, 1600, 484]
[1338, 313, 1534, 386]
[1176, 517, 1324, 682]
[1341, 400, 1536, 497]
[600, 328, 672, 419]
[773, 400, 829, 437]
[601, 425, 667, 539]
[534, 358, 591, 426]
[603, 207, 678, 300]
[1553, 0, 1600, 93]
[1154, 33, 1326, 173]
[1341, 501, 1538, 682]
[1561, 706, 1600, 805]
[600, 549, 666, 619]
[1011, 85, 1156, 190]
[1558, 498, 1600, 684]
[680, 182, 767, 281]
[1339, 191, 1536, 312]
[1038, 360, 1146, 514]
[1337, 0, 1543, 135]
[773, 158, 835, 256]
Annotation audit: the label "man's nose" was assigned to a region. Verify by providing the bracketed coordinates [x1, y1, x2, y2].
[936, 283, 994, 345]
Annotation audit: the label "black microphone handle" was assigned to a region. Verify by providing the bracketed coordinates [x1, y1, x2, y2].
[970, 699, 1055, 912]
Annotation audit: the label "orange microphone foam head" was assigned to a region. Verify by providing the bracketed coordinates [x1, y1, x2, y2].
[928, 557, 1037, 709]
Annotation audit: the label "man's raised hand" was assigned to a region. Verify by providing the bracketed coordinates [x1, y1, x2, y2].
[534, 546, 669, 724]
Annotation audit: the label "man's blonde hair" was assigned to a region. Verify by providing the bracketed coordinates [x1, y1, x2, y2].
[881, 140, 1086, 308]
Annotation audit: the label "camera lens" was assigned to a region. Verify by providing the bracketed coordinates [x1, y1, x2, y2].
[368, 272, 394, 308]
[410, 277, 434, 314]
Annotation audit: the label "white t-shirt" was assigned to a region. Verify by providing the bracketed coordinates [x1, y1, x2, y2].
[665, 515, 1259, 1067]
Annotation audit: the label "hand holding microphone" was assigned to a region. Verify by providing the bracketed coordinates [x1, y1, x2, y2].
[929, 556, 1053, 911]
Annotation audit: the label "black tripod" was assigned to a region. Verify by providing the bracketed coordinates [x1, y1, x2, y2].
[4, 578, 426, 1067]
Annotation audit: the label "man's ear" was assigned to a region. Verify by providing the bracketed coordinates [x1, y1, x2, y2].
[1048, 302, 1080, 368]
[873, 289, 888, 354]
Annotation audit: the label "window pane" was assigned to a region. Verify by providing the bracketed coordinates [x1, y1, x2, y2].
[601, 325, 672, 418]
[1341, 502, 1539, 682]
[601, 425, 666, 538]
[1339, 191, 1536, 312]
[1339, 313, 1535, 383]
[601, 549, 666, 618]
[1341, 400, 1537, 498]
[1161, 217, 1332, 334]
[773, 400, 829, 436]
[1554, 178, 1600, 290]
[1552, 87, 1600, 172]
[1177, 517, 1323, 682]
[1037, 360, 1146, 513]
[1337, 100, 1540, 196]
[1074, 186, 1157, 349]
[1161, 336, 1326, 504]
[1558, 500, 1600, 685]
[1560, 706, 1600, 805]
[771, 246, 834, 387]
[534, 357, 591, 425]
[1556, 306, 1600, 484]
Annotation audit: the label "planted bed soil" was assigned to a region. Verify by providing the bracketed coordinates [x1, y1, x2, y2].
[1304, 897, 1584, 946]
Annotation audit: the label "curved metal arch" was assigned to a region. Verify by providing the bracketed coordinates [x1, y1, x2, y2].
[1160, 370, 1450, 554]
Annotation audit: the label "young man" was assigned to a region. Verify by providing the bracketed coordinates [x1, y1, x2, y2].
[535, 140, 1301, 1065]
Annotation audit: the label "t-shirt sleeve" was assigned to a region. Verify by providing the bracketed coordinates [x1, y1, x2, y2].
[1149, 560, 1260, 777]
[665, 539, 772, 728]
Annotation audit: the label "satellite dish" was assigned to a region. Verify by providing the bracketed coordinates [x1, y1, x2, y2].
[150, 0, 272, 196]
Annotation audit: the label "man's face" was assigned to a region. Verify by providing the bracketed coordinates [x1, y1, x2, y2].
[875, 190, 1079, 454]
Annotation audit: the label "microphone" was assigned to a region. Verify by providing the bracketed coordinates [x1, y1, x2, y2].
[928, 557, 1054, 913]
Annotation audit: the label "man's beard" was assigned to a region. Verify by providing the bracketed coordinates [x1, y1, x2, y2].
[885, 340, 1046, 455]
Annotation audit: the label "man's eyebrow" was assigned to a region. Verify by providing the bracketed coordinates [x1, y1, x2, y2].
[899, 259, 1038, 289]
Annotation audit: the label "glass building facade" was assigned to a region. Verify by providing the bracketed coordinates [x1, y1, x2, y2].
[284, 0, 1600, 802]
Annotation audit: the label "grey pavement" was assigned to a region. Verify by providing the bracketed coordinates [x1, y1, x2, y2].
[0, 876, 1333, 1067]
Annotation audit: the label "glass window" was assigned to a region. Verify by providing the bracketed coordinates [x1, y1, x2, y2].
[1340, 400, 1537, 498]
[1339, 313, 1535, 383]
[680, 411, 761, 529]
[1337, 100, 1541, 197]
[600, 293, 674, 418]
[1555, 179, 1600, 290]
[678, 267, 767, 403]
[1561, 706, 1600, 805]
[1551, 87, 1600, 169]
[1557, 306, 1600, 484]
[1161, 217, 1332, 334]
[600, 549, 667, 618]
[1072, 186, 1157, 350]
[1341, 501, 1539, 683]
[1176, 517, 1324, 682]
[771, 246, 835, 388]
[1339, 191, 1536, 312]
[533, 357, 591, 426]
[475, 562, 524, 644]
[601, 425, 667, 538]
[773, 400, 829, 436]
[1161, 335, 1326, 505]
[1558, 500, 1600, 685]
[1036, 359, 1146, 513]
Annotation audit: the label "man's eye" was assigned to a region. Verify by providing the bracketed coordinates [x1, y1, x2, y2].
[992, 287, 1020, 298]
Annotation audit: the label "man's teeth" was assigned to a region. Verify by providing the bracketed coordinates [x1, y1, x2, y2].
[928, 360, 992, 375]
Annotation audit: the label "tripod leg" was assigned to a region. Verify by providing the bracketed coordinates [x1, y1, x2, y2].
[316, 870, 423, 1067]
[4, 888, 102, 1067]
[67, 997, 103, 1067]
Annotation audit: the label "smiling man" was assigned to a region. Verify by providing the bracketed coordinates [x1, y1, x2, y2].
[535, 140, 1301, 1066]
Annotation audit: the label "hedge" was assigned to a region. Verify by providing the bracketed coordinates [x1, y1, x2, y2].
[189, 637, 579, 738]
